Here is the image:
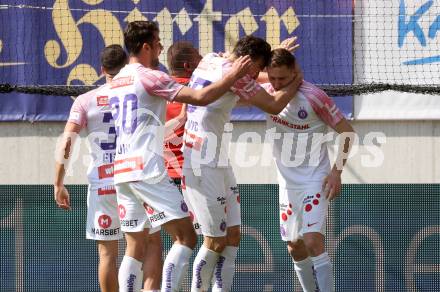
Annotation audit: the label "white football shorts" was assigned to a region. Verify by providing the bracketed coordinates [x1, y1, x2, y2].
[182, 166, 241, 237]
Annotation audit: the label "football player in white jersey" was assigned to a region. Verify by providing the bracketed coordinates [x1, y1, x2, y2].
[181, 36, 303, 292]
[54, 45, 128, 292]
[109, 21, 251, 292]
[263, 48, 355, 292]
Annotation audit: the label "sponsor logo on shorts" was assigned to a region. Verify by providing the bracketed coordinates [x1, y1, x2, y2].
[118, 204, 126, 219]
[280, 225, 287, 237]
[91, 227, 120, 236]
[149, 212, 166, 223]
[280, 203, 293, 222]
[121, 219, 139, 227]
[143, 202, 155, 215]
[303, 193, 321, 212]
[181, 201, 188, 212]
[217, 196, 226, 205]
[220, 220, 226, 232]
[98, 214, 112, 229]
[307, 222, 318, 227]
[230, 186, 239, 194]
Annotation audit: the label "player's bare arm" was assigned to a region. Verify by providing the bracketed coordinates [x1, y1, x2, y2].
[249, 65, 303, 114]
[173, 55, 252, 106]
[164, 103, 187, 144]
[53, 122, 81, 210]
[322, 118, 355, 200]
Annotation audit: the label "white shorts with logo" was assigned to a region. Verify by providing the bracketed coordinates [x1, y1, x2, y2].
[86, 185, 122, 241]
[182, 166, 241, 237]
[115, 177, 189, 232]
[279, 184, 329, 242]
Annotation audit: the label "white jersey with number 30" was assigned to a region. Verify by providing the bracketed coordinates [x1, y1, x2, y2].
[107, 63, 184, 184]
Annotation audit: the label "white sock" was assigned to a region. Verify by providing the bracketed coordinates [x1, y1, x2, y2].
[311, 252, 334, 292]
[161, 243, 192, 292]
[191, 245, 220, 291]
[141, 290, 160, 292]
[211, 246, 238, 292]
[293, 257, 318, 292]
[118, 255, 142, 292]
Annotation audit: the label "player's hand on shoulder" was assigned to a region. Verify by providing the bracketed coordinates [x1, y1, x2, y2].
[228, 55, 252, 80]
[54, 184, 71, 211]
[278, 36, 300, 53]
[322, 169, 342, 201]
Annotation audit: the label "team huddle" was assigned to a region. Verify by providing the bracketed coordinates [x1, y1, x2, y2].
[54, 21, 354, 292]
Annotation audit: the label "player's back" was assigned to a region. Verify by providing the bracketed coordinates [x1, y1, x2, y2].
[183, 53, 261, 168]
[68, 84, 116, 189]
[107, 63, 183, 184]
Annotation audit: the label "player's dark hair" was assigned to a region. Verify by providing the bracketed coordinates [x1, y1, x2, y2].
[100, 44, 127, 73]
[269, 48, 296, 68]
[232, 36, 272, 67]
[124, 21, 159, 55]
[167, 41, 197, 73]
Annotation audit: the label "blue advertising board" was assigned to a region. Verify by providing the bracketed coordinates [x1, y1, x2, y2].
[0, 0, 352, 121]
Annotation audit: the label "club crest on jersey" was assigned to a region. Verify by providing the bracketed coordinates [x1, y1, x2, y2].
[96, 96, 109, 106]
[298, 107, 308, 119]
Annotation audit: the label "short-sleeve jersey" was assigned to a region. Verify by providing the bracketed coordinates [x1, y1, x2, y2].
[68, 84, 116, 189]
[182, 53, 262, 168]
[264, 81, 344, 188]
[106, 63, 184, 184]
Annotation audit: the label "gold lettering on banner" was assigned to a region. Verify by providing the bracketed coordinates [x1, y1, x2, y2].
[154, 8, 193, 68]
[44, 0, 83, 68]
[124, 7, 148, 23]
[67, 64, 101, 85]
[261, 7, 280, 48]
[193, 0, 222, 56]
[77, 9, 123, 48]
[45, 0, 123, 85]
[261, 7, 300, 48]
[81, 0, 104, 5]
[281, 7, 300, 34]
[224, 8, 258, 53]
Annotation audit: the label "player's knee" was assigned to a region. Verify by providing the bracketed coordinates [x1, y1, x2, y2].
[302, 233, 325, 256]
[226, 226, 240, 246]
[205, 236, 227, 253]
[174, 224, 197, 249]
[287, 240, 308, 259]
[145, 231, 161, 246]
[97, 241, 118, 263]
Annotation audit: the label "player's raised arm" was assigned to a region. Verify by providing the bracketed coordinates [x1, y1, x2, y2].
[173, 55, 252, 106]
